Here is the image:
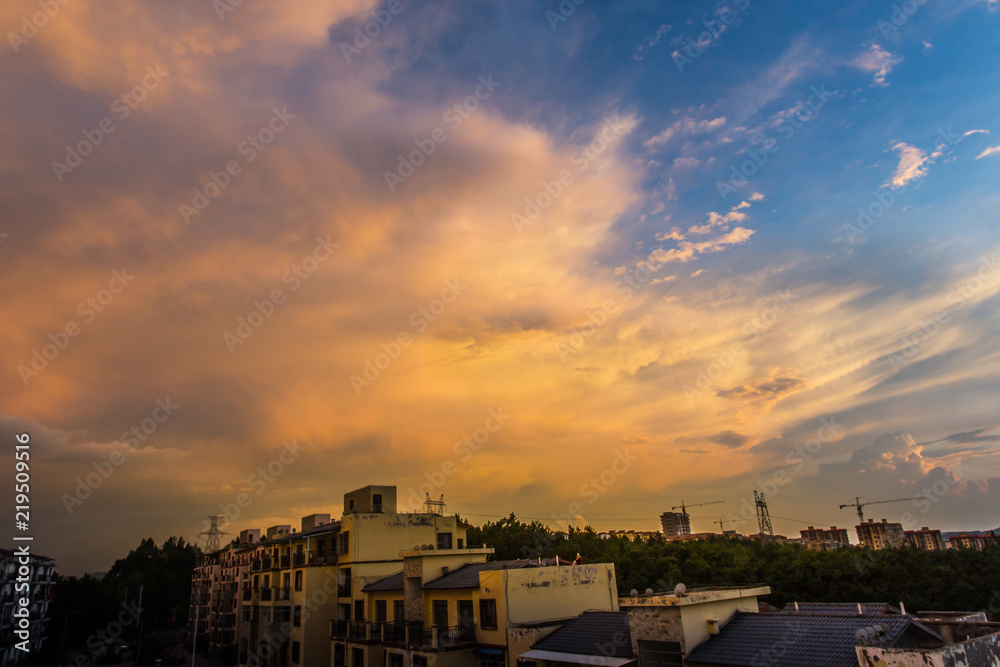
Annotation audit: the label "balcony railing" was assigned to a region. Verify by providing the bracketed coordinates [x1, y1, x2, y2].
[330, 619, 348, 639]
[440, 624, 477, 647]
[279, 555, 291, 568]
[274, 587, 290, 601]
[348, 621, 369, 641]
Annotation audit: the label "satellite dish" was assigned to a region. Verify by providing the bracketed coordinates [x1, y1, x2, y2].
[630, 589, 638, 597]
[674, 583, 687, 597]
[644, 588, 654, 596]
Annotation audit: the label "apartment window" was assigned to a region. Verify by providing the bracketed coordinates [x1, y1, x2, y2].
[261, 609, 271, 624]
[242, 609, 250, 622]
[349, 499, 355, 511]
[339, 532, 350, 555]
[339, 568, 352, 597]
[376, 600, 387, 623]
[373, 494, 383, 512]
[293, 606, 302, 627]
[479, 654, 504, 667]
[294, 570, 303, 591]
[334, 645, 346, 667]
[436, 532, 453, 550]
[413, 656, 427, 667]
[394, 600, 405, 622]
[352, 648, 365, 667]
[479, 599, 497, 630]
[318, 540, 327, 557]
[354, 600, 365, 621]
[389, 654, 403, 667]
[292, 642, 301, 664]
[457, 538, 464, 549]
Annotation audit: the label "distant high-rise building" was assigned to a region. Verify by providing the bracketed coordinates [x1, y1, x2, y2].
[799, 526, 850, 550]
[856, 519, 904, 550]
[660, 511, 691, 537]
[904, 527, 945, 551]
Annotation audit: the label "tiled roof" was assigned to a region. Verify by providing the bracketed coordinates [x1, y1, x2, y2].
[362, 571, 404, 592]
[780, 602, 893, 616]
[422, 558, 572, 590]
[684, 612, 912, 667]
[530, 611, 633, 658]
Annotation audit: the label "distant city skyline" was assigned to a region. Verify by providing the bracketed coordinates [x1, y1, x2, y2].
[2, 0, 1000, 576]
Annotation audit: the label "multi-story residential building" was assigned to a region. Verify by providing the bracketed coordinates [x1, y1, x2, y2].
[856, 519, 904, 550]
[190, 485, 478, 667]
[904, 527, 945, 551]
[1, 549, 57, 666]
[946, 532, 991, 551]
[342, 550, 618, 667]
[659, 512, 690, 537]
[799, 526, 850, 550]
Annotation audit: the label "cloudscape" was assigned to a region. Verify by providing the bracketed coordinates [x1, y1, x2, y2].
[2, 0, 1000, 575]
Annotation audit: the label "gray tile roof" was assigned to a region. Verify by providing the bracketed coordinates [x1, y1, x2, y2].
[780, 602, 893, 616]
[531, 611, 633, 658]
[362, 571, 404, 592]
[684, 612, 912, 667]
[422, 558, 570, 590]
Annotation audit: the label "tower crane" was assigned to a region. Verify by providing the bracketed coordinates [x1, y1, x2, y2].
[838, 497, 912, 522]
[672, 500, 724, 515]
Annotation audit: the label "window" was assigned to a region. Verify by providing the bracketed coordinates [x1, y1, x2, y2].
[292, 642, 301, 664]
[339, 532, 350, 555]
[433, 600, 448, 629]
[637, 640, 683, 667]
[352, 647, 365, 667]
[373, 494, 383, 512]
[457, 538, 464, 549]
[394, 600, 405, 622]
[318, 540, 327, 557]
[389, 654, 403, 667]
[437, 532, 453, 550]
[376, 600, 387, 623]
[354, 600, 365, 621]
[349, 499, 355, 511]
[294, 570, 303, 591]
[339, 568, 352, 597]
[479, 599, 497, 630]
[334, 645, 346, 667]
[293, 606, 301, 627]
[479, 653, 504, 667]
[413, 656, 428, 667]
[261, 608, 271, 624]
[242, 609, 250, 622]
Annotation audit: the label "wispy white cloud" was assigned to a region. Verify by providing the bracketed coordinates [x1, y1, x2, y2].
[645, 116, 726, 149]
[647, 226, 755, 264]
[854, 44, 902, 87]
[976, 145, 1000, 159]
[886, 142, 938, 187]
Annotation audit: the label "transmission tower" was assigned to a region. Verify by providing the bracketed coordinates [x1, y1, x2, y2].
[424, 493, 447, 515]
[199, 515, 230, 552]
[754, 491, 774, 537]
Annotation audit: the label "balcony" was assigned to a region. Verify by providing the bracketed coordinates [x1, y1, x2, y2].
[439, 624, 477, 647]
[330, 619, 348, 639]
[279, 555, 291, 568]
[348, 621, 369, 641]
[274, 587, 290, 602]
[242, 589, 252, 602]
[293, 552, 309, 567]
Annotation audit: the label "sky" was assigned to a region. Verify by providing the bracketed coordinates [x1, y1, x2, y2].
[2, 0, 1000, 575]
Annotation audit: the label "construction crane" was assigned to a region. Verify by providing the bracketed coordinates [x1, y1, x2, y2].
[839, 497, 912, 522]
[672, 500, 724, 514]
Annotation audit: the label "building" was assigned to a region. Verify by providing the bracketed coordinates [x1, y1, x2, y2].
[344, 552, 618, 667]
[599, 531, 662, 542]
[904, 527, 946, 551]
[856, 611, 1000, 666]
[800, 526, 850, 550]
[856, 519, 904, 550]
[946, 532, 992, 551]
[1, 549, 57, 666]
[659, 512, 690, 537]
[520, 586, 771, 667]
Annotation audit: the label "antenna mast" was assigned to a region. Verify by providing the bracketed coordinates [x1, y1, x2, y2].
[754, 491, 773, 537]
